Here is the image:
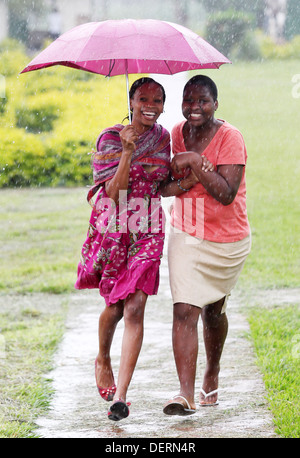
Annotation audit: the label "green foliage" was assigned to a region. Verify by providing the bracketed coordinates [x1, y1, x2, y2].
[0, 49, 29, 78]
[205, 10, 255, 58]
[248, 305, 300, 437]
[15, 104, 60, 133]
[0, 95, 8, 115]
[0, 41, 131, 188]
[258, 33, 300, 59]
[0, 128, 47, 187]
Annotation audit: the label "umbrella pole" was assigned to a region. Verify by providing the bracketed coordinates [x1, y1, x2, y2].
[125, 62, 132, 124]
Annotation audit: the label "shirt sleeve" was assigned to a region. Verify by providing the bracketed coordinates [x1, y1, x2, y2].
[171, 122, 186, 156]
[217, 128, 247, 166]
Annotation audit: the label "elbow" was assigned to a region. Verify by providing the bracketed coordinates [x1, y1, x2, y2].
[105, 181, 121, 204]
[160, 188, 169, 198]
[222, 196, 235, 206]
[217, 191, 236, 206]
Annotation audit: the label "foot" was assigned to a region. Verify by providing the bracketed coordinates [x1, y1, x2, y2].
[108, 399, 130, 421]
[200, 371, 219, 406]
[163, 395, 196, 416]
[95, 357, 116, 401]
[199, 388, 219, 406]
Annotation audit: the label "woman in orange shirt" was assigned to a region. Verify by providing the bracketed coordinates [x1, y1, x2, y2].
[161, 75, 251, 415]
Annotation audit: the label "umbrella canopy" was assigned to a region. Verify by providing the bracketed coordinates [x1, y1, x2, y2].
[21, 19, 231, 76]
[21, 19, 231, 121]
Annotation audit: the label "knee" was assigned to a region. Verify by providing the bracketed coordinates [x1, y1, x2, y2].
[173, 303, 199, 327]
[124, 293, 146, 324]
[201, 299, 226, 328]
[110, 302, 124, 321]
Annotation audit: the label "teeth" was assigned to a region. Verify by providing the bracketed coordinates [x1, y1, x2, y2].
[190, 113, 201, 118]
[143, 112, 156, 116]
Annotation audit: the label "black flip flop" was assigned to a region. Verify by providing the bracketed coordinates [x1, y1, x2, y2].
[108, 400, 130, 421]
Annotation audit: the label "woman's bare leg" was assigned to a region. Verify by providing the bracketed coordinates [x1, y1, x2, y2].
[172, 302, 201, 409]
[113, 289, 148, 401]
[95, 301, 123, 388]
[200, 297, 228, 404]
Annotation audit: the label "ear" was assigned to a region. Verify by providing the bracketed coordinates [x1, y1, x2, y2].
[214, 100, 219, 111]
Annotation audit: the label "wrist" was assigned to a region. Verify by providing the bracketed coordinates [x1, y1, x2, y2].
[177, 178, 191, 192]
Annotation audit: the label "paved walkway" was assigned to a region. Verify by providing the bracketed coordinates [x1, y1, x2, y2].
[35, 253, 277, 438]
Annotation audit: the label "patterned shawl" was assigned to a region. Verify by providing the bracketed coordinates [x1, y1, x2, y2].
[87, 123, 170, 202]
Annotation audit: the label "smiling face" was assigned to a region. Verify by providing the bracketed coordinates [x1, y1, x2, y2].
[182, 84, 218, 128]
[130, 82, 164, 133]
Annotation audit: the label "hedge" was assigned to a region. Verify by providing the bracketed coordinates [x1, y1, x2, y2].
[0, 40, 131, 188]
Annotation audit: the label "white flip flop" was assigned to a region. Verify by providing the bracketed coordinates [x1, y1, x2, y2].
[163, 395, 196, 416]
[199, 388, 219, 406]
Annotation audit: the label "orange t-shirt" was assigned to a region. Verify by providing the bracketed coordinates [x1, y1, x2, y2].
[170, 120, 250, 242]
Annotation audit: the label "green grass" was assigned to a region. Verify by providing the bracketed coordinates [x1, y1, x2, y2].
[0, 187, 90, 293]
[0, 302, 67, 437]
[248, 305, 300, 438]
[0, 60, 299, 437]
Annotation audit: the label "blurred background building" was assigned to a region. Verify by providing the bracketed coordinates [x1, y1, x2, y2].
[0, 0, 206, 49]
[0, 0, 300, 51]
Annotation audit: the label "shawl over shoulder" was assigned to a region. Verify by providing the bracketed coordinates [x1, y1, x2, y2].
[87, 123, 170, 203]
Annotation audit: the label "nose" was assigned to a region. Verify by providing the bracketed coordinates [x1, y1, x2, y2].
[191, 100, 203, 109]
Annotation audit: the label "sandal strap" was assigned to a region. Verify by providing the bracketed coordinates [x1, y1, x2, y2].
[200, 388, 219, 398]
[173, 395, 192, 411]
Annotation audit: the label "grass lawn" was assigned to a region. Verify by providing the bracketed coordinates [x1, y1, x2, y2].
[0, 60, 299, 437]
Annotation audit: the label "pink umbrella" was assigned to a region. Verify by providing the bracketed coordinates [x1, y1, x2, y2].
[21, 19, 231, 122]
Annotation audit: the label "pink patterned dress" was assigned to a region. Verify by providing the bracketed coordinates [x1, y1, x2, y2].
[75, 123, 170, 306]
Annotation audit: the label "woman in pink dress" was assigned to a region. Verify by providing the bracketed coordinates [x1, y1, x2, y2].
[75, 78, 170, 421]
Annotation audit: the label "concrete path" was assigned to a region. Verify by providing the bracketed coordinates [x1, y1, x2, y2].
[35, 255, 277, 438]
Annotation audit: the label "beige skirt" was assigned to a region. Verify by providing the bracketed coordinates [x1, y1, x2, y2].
[168, 226, 251, 313]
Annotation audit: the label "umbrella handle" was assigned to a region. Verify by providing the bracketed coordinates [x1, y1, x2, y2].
[125, 62, 132, 124]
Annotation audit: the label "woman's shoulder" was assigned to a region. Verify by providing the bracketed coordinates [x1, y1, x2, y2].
[155, 123, 171, 141]
[218, 120, 245, 143]
[96, 124, 124, 147]
[171, 120, 185, 132]
[219, 120, 243, 135]
[171, 120, 185, 140]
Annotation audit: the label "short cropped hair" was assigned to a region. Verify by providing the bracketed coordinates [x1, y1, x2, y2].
[183, 75, 218, 101]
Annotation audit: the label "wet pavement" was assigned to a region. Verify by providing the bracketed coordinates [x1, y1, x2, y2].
[35, 251, 278, 439]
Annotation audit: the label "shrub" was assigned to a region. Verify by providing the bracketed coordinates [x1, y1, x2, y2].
[205, 9, 254, 58]
[0, 94, 8, 115]
[258, 33, 300, 59]
[45, 134, 93, 186]
[0, 127, 95, 188]
[15, 104, 60, 133]
[0, 45, 133, 188]
[231, 30, 262, 61]
[0, 128, 49, 187]
[0, 39, 29, 77]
